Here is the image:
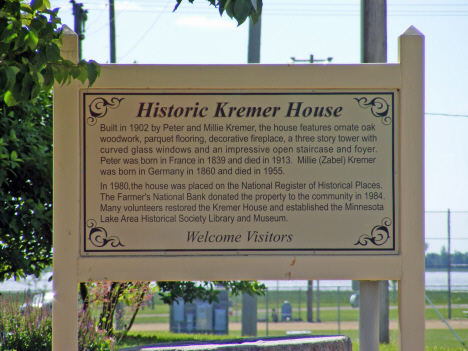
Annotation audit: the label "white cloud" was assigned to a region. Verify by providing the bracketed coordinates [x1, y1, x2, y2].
[176, 15, 236, 29]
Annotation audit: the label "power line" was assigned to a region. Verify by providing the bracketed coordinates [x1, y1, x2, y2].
[53, 1, 468, 9]
[63, 9, 468, 16]
[84, 1, 135, 36]
[63, 1, 468, 6]
[427, 238, 468, 240]
[426, 211, 468, 213]
[87, 6, 104, 26]
[118, 0, 171, 61]
[54, 1, 468, 17]
[425, 113, 468, 118]
[265, 2, 468, 6]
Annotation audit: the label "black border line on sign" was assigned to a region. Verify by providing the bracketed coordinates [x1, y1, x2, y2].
[81, 91, 397, 254]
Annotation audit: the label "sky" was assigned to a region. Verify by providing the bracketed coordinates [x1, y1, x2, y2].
[50, 0, 468, 254]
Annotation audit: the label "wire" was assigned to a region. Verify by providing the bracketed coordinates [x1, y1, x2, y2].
[87, 4, 105, 27]
[426, 211, 468, 213]
[427, 238, 468, 240]
[265, 2, 468, 6]
[425, 113, 468, 118]
[54, 0, 468, 17]
[77, 0, 137, 36]
[118, 0, 172, 61]
[56, 9, 468, 17]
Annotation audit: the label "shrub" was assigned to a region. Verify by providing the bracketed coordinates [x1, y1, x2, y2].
[0, 292, 114, 351]
[0, 293, 52, 351]
[78, 309, 114, 351]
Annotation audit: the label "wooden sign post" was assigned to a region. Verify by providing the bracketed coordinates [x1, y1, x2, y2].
[53, 25, 424, 351]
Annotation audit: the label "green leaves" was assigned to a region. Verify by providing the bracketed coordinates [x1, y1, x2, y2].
[0, 0, 101, 107]
[233, 0, 251, 25]
[26, 27, 37, 50]
[45, 41, 60, 62]
[0, 66, 19, 94]
[30, 0, 43, 11]
[0, 0, 63, 281]
[46, 59, 101, 89]
[0, 0, 101, 281]
[42, 65, 53, 87]
[228, 0, 262, 25]
[2, 22, 18, 43]
[250, 0, 262, 24]
[0, 91, 54, 282]
[157, 280, 266, 305]
[87, 60, 100, 86]
[174, 0, 262, 26]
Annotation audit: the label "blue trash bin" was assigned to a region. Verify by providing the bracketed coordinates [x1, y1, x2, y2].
[281, 300, 292, 321]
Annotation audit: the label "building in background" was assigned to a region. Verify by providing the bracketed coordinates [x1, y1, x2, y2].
[170, 289, 229, 335]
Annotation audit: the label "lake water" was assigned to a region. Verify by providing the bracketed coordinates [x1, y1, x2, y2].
[1, 271, 466, 293]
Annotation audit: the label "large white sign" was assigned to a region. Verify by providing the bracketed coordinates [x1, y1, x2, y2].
[81, 90, 398, 255]
[55, 28, 425, 351]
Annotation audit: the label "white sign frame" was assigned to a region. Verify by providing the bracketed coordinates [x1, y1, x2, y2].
[53, 26, 424, 350]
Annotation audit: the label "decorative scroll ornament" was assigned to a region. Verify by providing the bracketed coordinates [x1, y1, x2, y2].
[87, 97, 124, 126]
[87, 219, 124, 248]
[354, 217, 392, 246]
[354, 97, 391, 125]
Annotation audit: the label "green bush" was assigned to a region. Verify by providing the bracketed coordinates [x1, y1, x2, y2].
[0, 293, 114, 351]
[78, 309, 115, 351]
[0, 293, 51, 351]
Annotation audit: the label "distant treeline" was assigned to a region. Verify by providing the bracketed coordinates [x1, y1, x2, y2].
[425, 248, 468, 269]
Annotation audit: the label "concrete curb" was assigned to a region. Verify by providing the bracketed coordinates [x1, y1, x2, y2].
[119, 335, 352, 351]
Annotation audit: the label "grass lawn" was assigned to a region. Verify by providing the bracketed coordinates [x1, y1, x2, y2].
[132, 306, 468, 324]
[134, 315, 170, 324]
[122, 289, 468, 349]
[135, 303, 169, 315]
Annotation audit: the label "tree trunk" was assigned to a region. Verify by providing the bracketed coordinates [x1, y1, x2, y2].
[123, 291, 146, 337]
[79, 282, 88, 311]
[98, 282, 127, 337]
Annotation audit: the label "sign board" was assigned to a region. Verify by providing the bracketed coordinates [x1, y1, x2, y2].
[53, 27, 425, 351]
[82, 91, 398, 255]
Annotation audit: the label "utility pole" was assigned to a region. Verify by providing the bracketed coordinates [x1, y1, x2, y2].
[316, 280, 320, 322]
[361, 0, 387, 63]
[241, 15, 261, 336]
[70, 0, 87, 60]
[247, 15, 261, 63]
[379, 280, 390, 342]
[109, 0, 116, 63]
[241, 293, 257, 336]
[448, 209, 451, 319]
[360, 0, 388, 349]
[307, 280, 314, 322]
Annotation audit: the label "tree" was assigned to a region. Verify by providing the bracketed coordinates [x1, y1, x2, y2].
[0, 91, 53, 281]
[0, 0, 263, 284]
[174, 0, 262, 26]
[0, 0, 100, 107]
[425, 248, 468, 269]
[1, 0, 265, 340]
[81, 280, 265, 339]
[79, 1, 267, 337]
[0, 0, 101, 282]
